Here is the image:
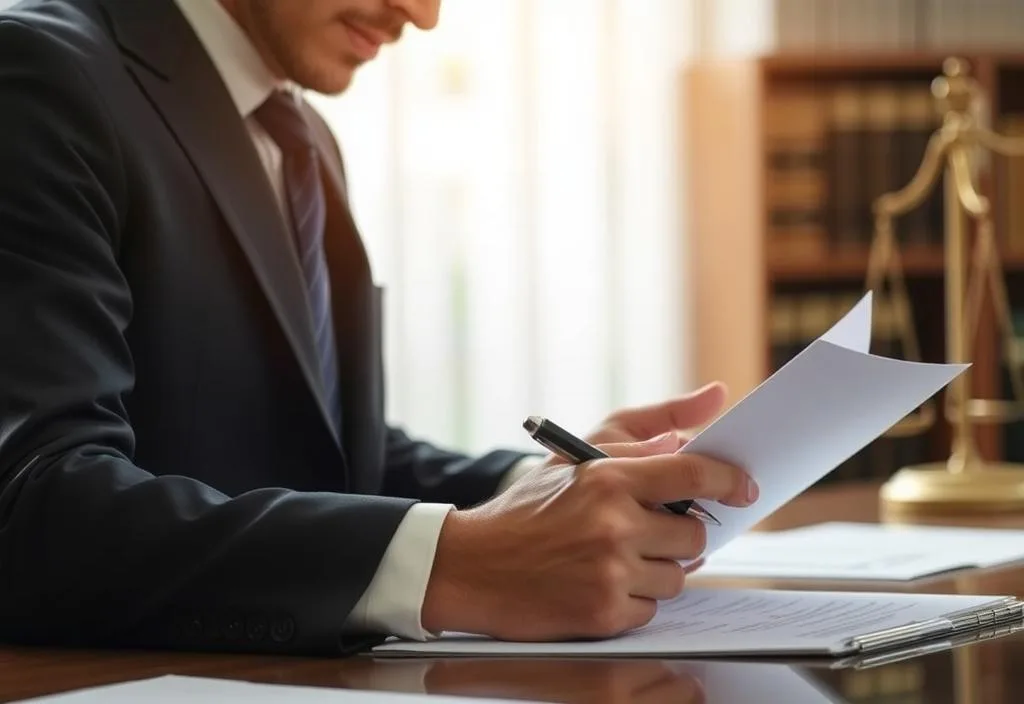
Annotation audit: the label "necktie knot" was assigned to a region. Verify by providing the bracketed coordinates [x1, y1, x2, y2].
[254, 90, 316, 156]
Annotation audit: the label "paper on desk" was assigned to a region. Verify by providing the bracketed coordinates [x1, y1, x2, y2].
[373, 586, 1007, 657]
[697, 521, 1024, 581]
[678, 292, 968, 561]
[13, 675, 537, 703]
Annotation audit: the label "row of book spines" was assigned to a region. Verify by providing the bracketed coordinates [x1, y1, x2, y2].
[765, 82, 944, 261]
[775, 0, 921, 50]
[998, 116, 1024, 254]
[769, 291, 909, 361]
[774, 0, 1024, 52]
[770, 293, 928, 484]
[1000, 307, 1024, 463]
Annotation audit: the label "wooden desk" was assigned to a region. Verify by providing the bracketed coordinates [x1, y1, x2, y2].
[3, 481, 1024, 703]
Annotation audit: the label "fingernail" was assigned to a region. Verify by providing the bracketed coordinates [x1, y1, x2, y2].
[648, 431, 674, 444]
[746, 479, 759, 504]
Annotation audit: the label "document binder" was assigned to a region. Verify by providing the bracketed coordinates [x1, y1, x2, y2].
[371, 589, 1024, 659]
[835, 595, 1023, 656]
[829, 618, 1024, 670]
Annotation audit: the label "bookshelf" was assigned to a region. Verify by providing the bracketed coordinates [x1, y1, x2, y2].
[684, 51, 1024, 486]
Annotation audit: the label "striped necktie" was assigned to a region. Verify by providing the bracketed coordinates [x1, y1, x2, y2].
[254, 90, 342, 438]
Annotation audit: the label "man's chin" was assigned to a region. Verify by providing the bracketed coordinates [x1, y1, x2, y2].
[288, 59, 358, 96]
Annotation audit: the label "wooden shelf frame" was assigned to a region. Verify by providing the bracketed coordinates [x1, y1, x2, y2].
[769, 247, 1024, 282]
[684, 51, 1024, 466]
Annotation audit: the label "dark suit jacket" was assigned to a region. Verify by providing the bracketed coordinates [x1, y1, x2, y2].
[0, 0, 527, 655]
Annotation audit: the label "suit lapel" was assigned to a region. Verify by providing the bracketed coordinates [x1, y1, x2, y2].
[97, 0, 341, 449]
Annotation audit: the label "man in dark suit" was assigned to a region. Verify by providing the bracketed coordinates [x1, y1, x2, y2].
[0, 0, 758, 655]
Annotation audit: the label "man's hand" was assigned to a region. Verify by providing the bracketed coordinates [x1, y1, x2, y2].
[576, 381, 729, 451]
[525, 381, 728, 476]
[421, 432, 757, 641]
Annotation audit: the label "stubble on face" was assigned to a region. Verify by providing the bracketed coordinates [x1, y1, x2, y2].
[237, 0, 405, 95]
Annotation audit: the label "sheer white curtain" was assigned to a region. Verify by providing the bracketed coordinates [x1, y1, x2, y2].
[312, 0, 699, 455]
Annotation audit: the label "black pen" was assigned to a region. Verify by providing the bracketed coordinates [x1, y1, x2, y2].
[523, 416, 722, 526]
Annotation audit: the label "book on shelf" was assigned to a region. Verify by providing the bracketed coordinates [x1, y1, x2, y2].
[774, 0, 920, 51]
[766, 81, 945, 263]
[998, 115, 1024, 255]
[772, 0, 1024, 52]
[1001, 308, 1024, 464]
[764, 88, 828, 260]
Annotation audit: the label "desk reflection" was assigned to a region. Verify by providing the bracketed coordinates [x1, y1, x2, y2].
[348, 624, 1018, 704]
[426, 659, 706, 703]
[349, 658, 845, 704]
[2, 633, 1021, 704]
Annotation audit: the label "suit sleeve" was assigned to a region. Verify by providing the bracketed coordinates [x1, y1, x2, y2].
[348, 455, 543, 640]
[0, 17, 417, 657]
[382, 428, 534, 508]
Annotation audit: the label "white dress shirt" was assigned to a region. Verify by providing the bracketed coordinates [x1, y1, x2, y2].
[172, 0, 537, 642]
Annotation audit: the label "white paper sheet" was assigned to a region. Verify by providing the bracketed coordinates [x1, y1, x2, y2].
[373, 588, 1005, 658]
[817, 290, 873, 353]
[697, 521, 1024, 581]
[14, 675, 536, 703]
[676, 292, 968, 560]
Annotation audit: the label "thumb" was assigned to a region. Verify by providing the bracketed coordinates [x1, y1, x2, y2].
[618, 382, 728, 438]
[596, 432, 683, 459]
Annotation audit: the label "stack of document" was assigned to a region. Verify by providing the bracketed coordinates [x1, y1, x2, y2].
[695, 521, 1024, 582]
[373, 587, 1023, 658]
[376, 293, 1024, 660]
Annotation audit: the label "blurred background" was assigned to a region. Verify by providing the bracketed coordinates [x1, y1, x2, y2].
[311, 0, 698, 456]
[7, 0, 1024, 474]
[310, 0, 1024, 482]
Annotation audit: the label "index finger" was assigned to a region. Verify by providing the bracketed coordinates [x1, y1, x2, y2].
[597, 452, 757, 508]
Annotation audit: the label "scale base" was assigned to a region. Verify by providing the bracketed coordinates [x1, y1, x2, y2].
[880, 461, 1024, 519]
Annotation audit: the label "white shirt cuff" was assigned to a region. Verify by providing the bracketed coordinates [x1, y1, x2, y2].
[495, 456, 542, 494]
[346, 502, 453, 641]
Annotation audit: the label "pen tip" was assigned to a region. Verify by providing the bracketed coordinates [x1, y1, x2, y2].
[523, 416, 543, 434]
[698, 507, 722, 527]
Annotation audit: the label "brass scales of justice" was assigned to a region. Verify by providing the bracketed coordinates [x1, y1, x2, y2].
[867, 57, 1024, 518]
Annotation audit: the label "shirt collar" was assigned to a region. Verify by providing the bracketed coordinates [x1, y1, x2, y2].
[173, 0, 292, 118]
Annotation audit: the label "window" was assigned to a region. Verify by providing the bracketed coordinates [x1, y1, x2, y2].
[311, 0, 700, 454]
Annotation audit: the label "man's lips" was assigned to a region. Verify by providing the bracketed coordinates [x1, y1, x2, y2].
[342, 20, 392, 60]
